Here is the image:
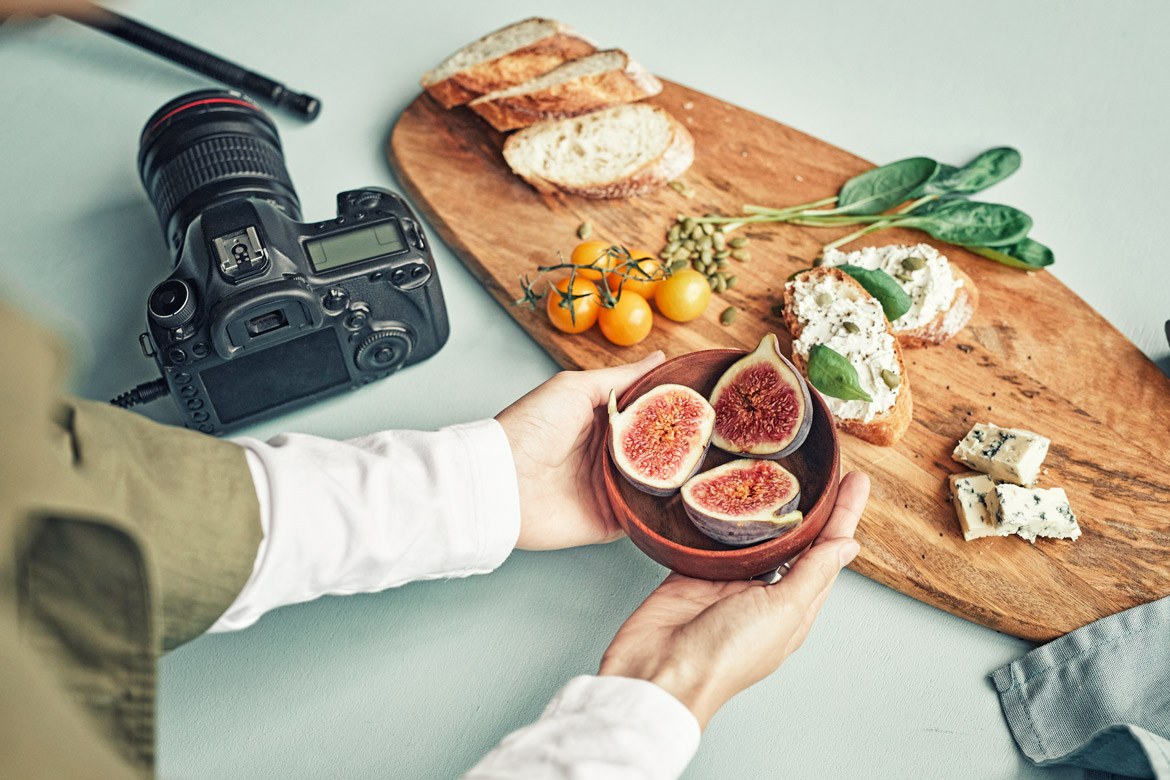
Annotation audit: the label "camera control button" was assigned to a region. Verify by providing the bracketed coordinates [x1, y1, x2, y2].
[191, 410, 210, 422]
[344, 311, 367, 330]
[192, 342, 209, 357]
[186, 398, 204, 411]
[180, 385, 198, 398]
[391, 268, 408, 285]
[174, 372, 191, 384]
[323, 287, 349, 313]
[198, 423, 215, 433]
[411, 264, 428, 280]
[167, 348, 187, 364]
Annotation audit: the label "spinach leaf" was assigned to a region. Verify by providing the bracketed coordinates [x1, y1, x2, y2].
[900, 200, 1032, 247]
[836, 264, 913, 322]
[924, 147, 1021, 196]
[969, 238, 1055, 269]
[807, 345, 873, 403]
[834, 157, 940, 216]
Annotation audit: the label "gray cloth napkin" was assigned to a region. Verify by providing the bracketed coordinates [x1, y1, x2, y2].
[991, 595, 1170, 779]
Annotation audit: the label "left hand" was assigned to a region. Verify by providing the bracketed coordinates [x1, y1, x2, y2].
[495, 351, 665, 551]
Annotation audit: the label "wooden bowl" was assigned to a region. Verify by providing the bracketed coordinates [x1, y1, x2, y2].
[603, 348, 841, 580]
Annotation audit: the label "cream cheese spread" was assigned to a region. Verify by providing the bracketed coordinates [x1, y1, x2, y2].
[821, 243, 962, 331]
[788, 274, 900, 423]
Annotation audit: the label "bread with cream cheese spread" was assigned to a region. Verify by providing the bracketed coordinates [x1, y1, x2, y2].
[783, 267, 913, 447]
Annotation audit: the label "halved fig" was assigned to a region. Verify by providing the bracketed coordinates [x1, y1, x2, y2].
[607, 384, 716, 495]
[681, 459, 803, 546]
[709, 333, 812, 458]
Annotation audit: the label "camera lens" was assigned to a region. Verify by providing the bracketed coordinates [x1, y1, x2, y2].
[138, 89, 301, 252]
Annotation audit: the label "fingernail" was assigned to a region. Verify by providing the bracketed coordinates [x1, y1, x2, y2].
[839, 541, 860, 567]
[640, 350, 665, 363]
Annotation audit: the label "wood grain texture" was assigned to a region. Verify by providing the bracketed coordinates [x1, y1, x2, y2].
[389, 80, 1170, 641]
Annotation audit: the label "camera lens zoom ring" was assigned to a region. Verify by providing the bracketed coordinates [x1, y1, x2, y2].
[149, 135, 294, 230]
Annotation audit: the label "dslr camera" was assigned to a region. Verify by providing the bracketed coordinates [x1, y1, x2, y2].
[132, 90, 448, 433]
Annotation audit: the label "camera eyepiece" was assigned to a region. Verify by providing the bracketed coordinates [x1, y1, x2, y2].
[138, 89, 301, 253]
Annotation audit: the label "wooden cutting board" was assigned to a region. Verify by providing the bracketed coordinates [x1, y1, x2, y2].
[388, 80, 1170, 642]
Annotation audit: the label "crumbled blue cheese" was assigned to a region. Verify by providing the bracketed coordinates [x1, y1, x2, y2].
[821, 243, 961, 331]
[949, 472, 1000, 541]
[952, 423, 1050, 486]
[989, 485, 1081, 543]
[787, 274, 900, 423]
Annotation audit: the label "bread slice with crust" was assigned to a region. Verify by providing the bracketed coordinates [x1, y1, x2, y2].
[421, 18, 597, 108]
[468, 49, 662, 132]
[783, 267, 913, 447]
[502, 104, 694, 198]
[819, 243, 979, 349]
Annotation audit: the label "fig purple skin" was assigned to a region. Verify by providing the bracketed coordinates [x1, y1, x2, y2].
[681, 459, 803, 546]
[607, 384, 716, 496]
[709, 333, 813, 460]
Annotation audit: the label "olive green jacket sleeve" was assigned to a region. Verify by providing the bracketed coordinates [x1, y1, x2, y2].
[1, 303, 263, 778]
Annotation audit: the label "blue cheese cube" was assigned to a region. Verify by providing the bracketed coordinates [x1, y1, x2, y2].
[952, 423, 1050, 486]
[990, 485, 1081, 543]
[949, 472, 1001, 541]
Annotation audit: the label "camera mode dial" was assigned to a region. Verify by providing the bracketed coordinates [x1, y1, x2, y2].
[355, 326, 413, 373]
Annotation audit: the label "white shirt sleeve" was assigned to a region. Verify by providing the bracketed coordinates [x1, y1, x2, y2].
[462, 675, 701, 780]
[208, 418, 702, 779]
[209, 419, 522, 632]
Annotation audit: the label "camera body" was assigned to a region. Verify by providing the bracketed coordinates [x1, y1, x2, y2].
[136, 91, 448, 433]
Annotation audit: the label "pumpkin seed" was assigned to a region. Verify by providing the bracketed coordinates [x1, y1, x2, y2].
[731, 249, 751, 262]
[881, 369, 901, 389]
[901, 255, 926, 271]
[895, 271, 914, 283]
[698, 234, 713, 250]
[665, 240, 681, 254]
[659, 250, 672, 261]
[577, 221, 591, 239]
[692, 259, 706, 272]
[683, 217, 696, 233]
[842, 320, 860, 334]
[702, 223, 715, 236]
[668, 225, 681, 242]
[672, 247, 691, 262]
[707, 275, 718, 290]
[815, 292, 833, 307]
[714, 249, 731, 259]
[700, 247, 714, 263]
[715, 276, 727, 293]
[729, 236, 749, 248]
[725, 275, 738, 289]
[691, 226, 706, 240]
[683, 239, 696, 251]
[669, 259, 690, 272]
[716, 258, 729, 269]
[713, 232, 727, 250]
[720, 306, 737, 325]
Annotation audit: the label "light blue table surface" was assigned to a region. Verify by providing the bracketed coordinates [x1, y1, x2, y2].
[2, 2, 1167, 778]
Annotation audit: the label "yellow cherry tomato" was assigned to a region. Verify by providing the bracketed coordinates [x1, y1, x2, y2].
[570, 240, 618, 280]
[598, 291, 654, 346]
[546, 276, 600, 334]
[605, 253, 664, 300]
[654, 269, 712, 322]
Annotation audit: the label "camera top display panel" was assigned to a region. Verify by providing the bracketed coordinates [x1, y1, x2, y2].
[305, 221, 407, 273]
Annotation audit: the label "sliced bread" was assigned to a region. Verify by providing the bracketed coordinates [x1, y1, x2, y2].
[820, 243, 978, 349]
[468, 49, 662, 131]
[782, 267, 913, 447]
[421, 18, 597, 108]
[502, 104, 693, 198]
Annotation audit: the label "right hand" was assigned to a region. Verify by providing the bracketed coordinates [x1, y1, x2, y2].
[598, 470, 870, 729]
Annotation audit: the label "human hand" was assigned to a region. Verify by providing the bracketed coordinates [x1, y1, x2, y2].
[495, 351, 666, 551]
[598, 470, 870, 728]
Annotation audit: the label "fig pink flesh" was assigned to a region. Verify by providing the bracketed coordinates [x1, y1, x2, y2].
[620, 391, 711, 482]
[713, 363, 805, 451]
[688, 461, 795, 517]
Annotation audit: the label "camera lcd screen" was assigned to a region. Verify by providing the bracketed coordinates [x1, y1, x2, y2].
[201, 329, 350, 424]
[306, 222, 405, 272]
